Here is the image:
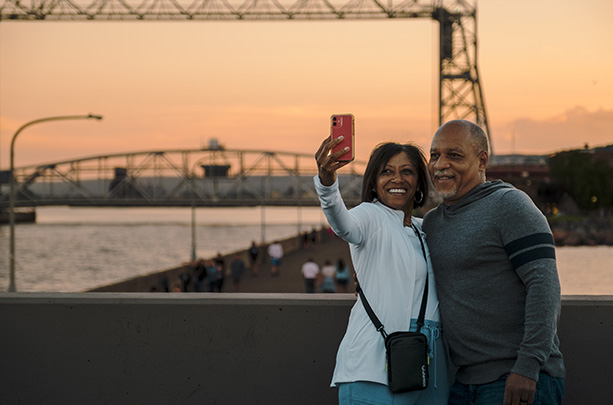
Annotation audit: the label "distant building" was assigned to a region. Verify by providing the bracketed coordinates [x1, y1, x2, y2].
[486, 144, 613, 215]
[487, 154, 551, 207]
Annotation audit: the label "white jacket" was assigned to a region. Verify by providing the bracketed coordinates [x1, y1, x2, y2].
[314, 176, 440, 387]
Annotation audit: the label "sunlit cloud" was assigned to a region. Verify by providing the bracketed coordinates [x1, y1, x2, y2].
[495, 106, 613, 155]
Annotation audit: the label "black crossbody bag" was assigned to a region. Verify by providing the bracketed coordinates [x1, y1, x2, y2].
[355, 224, 429, 393]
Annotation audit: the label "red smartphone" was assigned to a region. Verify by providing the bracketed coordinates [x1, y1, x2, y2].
[330, 114, 355, 162]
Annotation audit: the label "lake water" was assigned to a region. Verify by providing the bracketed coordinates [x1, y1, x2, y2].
[1, 207, 612, 294]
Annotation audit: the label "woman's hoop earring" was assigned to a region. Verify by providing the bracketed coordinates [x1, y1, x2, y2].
[414, 190, 424, 204]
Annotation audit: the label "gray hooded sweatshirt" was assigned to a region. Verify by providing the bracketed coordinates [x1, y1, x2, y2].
[423, 180, 565, 385]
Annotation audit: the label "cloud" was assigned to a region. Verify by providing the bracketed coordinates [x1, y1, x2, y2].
[497, 106, 613, 154]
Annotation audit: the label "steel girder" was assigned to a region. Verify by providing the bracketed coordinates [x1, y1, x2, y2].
[1, 0, 434, 20]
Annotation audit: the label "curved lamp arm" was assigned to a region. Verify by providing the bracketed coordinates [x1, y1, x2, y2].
[8, 114, 103, 292]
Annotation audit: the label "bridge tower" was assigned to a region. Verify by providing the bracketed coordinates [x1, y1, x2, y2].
[0, 0, 492, 153]
[434, 1, 492, 153]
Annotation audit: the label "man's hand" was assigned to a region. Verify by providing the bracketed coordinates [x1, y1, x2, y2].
[315, 135, 351, 186]
[503, 373, 536, 405]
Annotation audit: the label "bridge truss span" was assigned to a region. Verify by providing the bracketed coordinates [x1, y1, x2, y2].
[1, 0, 439, 21]
[0, 148, 366, 208]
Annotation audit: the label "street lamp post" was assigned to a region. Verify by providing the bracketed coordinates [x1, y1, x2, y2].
[8, 114, 103, 292]
[191, 199, 197, 262]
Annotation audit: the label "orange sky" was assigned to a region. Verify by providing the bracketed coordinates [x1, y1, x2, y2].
[1, 0, 612, 169]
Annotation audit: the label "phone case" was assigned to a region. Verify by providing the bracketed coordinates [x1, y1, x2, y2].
[330, 114, 355, 162]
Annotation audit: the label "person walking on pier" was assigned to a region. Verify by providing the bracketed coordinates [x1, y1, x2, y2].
[267, 241, 283, 277]
[230, 253, 246, 292]
[213, 253, 225, 292]
[301, 257, 320, 293]
[334, 257, 350, 293]
[194, 259, 207, 292]
[423, 120, 565, 405]
[248, 241, 260, 276]
[314, 137, 451, 404]
[320, 259, 337, 293]
[205, 260, 220, 293]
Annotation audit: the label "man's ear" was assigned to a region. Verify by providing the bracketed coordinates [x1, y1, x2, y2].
[478, 150, 489, 170]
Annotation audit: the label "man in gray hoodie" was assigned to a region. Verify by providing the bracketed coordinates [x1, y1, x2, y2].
[423, 120, 565, 405]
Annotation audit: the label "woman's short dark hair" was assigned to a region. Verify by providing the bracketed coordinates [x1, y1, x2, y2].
[360, 142, 428, 209]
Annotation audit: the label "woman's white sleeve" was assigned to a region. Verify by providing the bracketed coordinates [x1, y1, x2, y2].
[313, 175, 364, 245]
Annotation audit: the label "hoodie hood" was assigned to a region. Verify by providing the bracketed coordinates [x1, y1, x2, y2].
[440, 180, 515, 214]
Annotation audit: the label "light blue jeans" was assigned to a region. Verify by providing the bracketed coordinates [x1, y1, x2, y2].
[338, 320, 451, 405]
[448, 372, 564, 405]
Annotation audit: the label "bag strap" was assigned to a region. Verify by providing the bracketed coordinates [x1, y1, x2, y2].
[356, 280, 388, 339]
[356, 223, 429, 339]
[411, 224, 428, 331]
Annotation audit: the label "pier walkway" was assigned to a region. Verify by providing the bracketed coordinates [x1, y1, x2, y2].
[235, 234, 353, 294]
[90, 228, 354, 294]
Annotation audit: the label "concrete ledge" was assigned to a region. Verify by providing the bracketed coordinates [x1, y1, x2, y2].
[1, 292, 353, 305]
[1, 294, 611, 404]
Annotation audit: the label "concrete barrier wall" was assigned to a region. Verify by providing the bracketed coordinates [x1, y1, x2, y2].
[0, 294, 611, 404]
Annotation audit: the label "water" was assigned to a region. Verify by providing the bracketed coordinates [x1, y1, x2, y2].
[556, 246, 613, 295]
[0, 206, 326, 292]
[1, 207, 612, 294]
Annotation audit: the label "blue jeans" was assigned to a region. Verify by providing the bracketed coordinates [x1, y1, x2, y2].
[449, 372, 564, 405]
[339, 380, 448, 405]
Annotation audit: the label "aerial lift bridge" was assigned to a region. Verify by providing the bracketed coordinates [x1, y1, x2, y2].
[1, 0, 492, 152]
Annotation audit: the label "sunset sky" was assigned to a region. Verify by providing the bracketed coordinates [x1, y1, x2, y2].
[0, 0, 612, 169]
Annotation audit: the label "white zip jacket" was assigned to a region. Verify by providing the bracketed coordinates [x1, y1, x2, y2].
[314, 176, 440, 387]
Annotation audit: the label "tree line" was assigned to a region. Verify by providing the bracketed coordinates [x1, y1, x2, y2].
[548, 146, 613, 212]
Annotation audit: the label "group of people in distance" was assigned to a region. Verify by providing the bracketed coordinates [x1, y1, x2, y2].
[186, 253, 248, 293]
[300, 257, 351, 293]
[315, 119, 564, 405]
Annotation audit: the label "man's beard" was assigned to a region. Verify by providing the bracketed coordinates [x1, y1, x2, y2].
[437, 189, 457, 200]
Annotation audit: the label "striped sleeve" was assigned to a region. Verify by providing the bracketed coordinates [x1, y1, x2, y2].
[504, 233, 556, 270]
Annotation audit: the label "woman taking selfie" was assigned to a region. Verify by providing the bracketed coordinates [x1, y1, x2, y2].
[314, 135, 450, 404]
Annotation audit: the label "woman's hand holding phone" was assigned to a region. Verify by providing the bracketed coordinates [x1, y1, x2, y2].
[315, 114, 355, 186]
[315, 135, 352, 187]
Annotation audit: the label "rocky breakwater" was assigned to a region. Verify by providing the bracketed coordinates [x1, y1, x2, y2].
[550, 217, 613, 246]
